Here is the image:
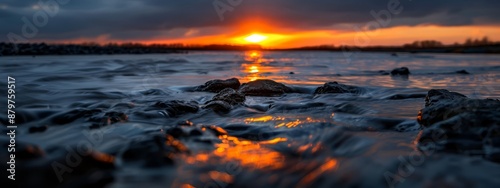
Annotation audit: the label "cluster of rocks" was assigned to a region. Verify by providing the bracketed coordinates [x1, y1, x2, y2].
[417, 89, 500, 162]
[194, 78, 295, 97]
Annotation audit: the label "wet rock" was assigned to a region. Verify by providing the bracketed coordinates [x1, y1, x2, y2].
[195, 78, 240, 92]
[239, 79, 293, 96]
[456, 69, 470, 74]
[104, 111, 128, 123]
[390, 67, 410, 76]
[88, 111, 128, 128]
[166, 126, 203, 138]
[424, 89, 467, 107]
[203, 125, 228, 136]
[49, 148, 115, 186]
[417, 89, 500, 162]
[121, 133, 188, 167]
[139, 88, 168, 95]
[204, 100, 233, 113]
[314, 82, 362, 94]
[166, 127, 187, 138]
[210, 88, 246, 105]
[0, 138, 45, 159]
[152, 100, 199, 117]
[385, 93, 427, 100]
[378, 70, 390, 75]
[29, 125, 48, 133]
[203, 88, 245, 113]
[177, 120, 194, 126]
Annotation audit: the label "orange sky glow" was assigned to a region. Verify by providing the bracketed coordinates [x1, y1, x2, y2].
[46, 24, 500, 49]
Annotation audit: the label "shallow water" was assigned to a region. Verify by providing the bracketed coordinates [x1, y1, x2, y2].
[1, 51, 500, 187]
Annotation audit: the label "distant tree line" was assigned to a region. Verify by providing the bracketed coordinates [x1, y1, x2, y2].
[403, 36, 497, 48]
[0, 36, 499, 56]
[0, 42, 262, 56]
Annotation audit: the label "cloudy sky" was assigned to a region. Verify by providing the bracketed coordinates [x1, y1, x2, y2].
[1, 0, 500, 47]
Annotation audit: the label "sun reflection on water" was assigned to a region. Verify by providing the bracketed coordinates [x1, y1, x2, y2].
[213, 135, 287, 170]
[240, 50, 295, 83]
[244, 115, 327, 128]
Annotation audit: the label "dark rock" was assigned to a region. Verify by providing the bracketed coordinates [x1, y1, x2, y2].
[210, 88, 245, 105]
[195, 78, 240, 92]
[417, 89, 500, 163]
[88, 111, 128, 128]
[166, 127, 186, 138]
[153, 100, 199, 117]
[314, 82, 362, 94]
[204, 100, 233, 113]
[203, 125, 228, 136]
[104, 111, 128, 123]
[385, 93, 427, 100]
[177, 120, 194, 126]
[378, 70, 390, 75]
[166, 126, 204, 138]
[121, 134, 188, 167]
[456, 69, 470, 74]
[203, 88, 245, 113]
[29, 125, 48, 133]
[390, 67, 410, 76]
[289, 72, 295, 74]
[424, 89, 467, 107]
[239, 79, 293, 96]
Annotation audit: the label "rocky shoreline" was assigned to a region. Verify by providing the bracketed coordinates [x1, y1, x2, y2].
[1, 76, 499, 187]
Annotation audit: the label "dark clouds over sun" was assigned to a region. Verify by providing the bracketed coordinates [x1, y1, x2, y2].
[1, 0, 500, 47]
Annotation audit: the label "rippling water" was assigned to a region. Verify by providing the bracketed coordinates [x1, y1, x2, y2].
[1, 51, 499, 187]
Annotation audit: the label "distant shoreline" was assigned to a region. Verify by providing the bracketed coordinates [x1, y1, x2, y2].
[1, 42, 500, 56]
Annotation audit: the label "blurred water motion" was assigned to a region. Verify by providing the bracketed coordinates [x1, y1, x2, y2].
[2, 51, 499, 187]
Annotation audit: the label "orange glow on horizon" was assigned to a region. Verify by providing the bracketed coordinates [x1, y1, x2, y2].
[38, 25, 500, 49]
[244, 34, 268, 43]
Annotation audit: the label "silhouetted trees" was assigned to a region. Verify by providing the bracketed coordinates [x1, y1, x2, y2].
[404, 40, 443, 48]
[404, 36, 497, 48]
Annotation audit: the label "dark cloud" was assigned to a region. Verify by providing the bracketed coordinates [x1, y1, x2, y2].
[1, 0, 499, 42]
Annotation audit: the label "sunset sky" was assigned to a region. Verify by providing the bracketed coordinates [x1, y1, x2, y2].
[1, 0, 500, 48]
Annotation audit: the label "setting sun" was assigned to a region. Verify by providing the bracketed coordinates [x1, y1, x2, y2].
[245, 34, 268, 43]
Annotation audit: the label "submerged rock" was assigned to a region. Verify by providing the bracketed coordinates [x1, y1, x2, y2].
[29, 125, 48, 133]
[152, 100, 199, 117]
[378, 70, 390, 75]
[417, 89, 500, 162]
[390, 67, 410, 76]
[195, 78, 240, 92]
[121, 133, 188, 167]
[456, 69, 470, 74]
[239, 79, 293, 96]
[88, 111, 128, 128]
[204, 88, 245, 113]
[314, 82, 362, 94]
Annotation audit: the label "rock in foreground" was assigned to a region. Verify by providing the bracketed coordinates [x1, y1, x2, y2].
[239, 79, 293, 96]
[195, 78, 240, 93]
[204, 88, 245, 113]
[152, 100, 199, 117]
[417, 89, 500, 163]
[390, 67, 410, 76]
[314, 82, 363, 94]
